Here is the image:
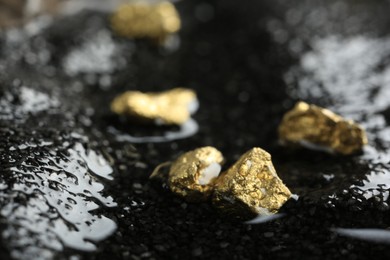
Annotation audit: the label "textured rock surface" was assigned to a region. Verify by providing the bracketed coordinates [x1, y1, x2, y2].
[213, 147, 291, 219]
[279, 102, 368, 155]
[1, 0, 390, 259]
[167, 146, 223, 202]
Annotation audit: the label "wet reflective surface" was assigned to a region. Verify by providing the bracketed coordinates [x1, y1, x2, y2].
[1, 0, 390, 259]
[2, 137, 116, 259]
[334, 228, 390, 244]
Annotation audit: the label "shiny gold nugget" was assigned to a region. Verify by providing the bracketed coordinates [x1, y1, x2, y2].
[168, 147, 224, 202]
[279, 102, 368, 155]
[212, 148, 291, 218]
[111, 2, 181, 41]
[111, 88, 197, 125]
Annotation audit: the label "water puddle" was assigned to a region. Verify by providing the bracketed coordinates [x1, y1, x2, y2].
[0, 134, 117, 259]
[245, 214, 285, 225]
[109, 118, 199, 143]
[333, 228, 390, 244]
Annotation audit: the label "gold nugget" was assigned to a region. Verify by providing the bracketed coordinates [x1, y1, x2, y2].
[111, 88, 197, 125]
[111, 1, 181, 42]
[167, 147, 224, 202]
[212, 148, 291, 218]
[279, 102, 368, 155]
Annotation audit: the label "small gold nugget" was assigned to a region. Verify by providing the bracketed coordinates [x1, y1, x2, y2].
[212, 148, 291, 218]
[111, 88, 197, 125]
[279, 102, 368, 155]
[111, 1, 181, 42]
[168, 147, 224, 202]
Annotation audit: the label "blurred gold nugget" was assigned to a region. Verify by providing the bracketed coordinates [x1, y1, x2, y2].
[168, 147, 224, 202]
[111, 1, 181, 41]
[279, 102, 368, 155]
[212, 148, 291, 218]
[111, 88, 197, 125]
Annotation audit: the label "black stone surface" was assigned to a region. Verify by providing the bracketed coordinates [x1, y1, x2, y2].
[1, 0, 390, 259]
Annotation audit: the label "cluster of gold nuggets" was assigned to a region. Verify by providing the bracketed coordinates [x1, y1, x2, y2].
[109, 2, 368, 219]
[150, 146, 292, 219]
[143, 99, 367, 219]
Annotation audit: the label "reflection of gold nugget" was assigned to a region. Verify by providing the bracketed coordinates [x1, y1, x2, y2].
[111, 88, 197, 125]
[212, 148, 291, 218]
[111, 2, 181, 41]
[168, 147, 224, 202]
[279, 102, 368, 155]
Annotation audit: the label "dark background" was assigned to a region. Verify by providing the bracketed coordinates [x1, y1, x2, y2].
[1, 0, 390, 259]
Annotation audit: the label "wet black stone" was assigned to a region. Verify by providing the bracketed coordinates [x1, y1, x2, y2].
[1, 0, 390, 259]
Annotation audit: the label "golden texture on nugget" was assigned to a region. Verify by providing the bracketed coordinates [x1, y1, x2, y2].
[168, 147, 224, 202]
[279, 102, 368, 155]
[111, 88, 197, 125]
[111, 2, 181, 41]
[212, 148, 291, 218]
